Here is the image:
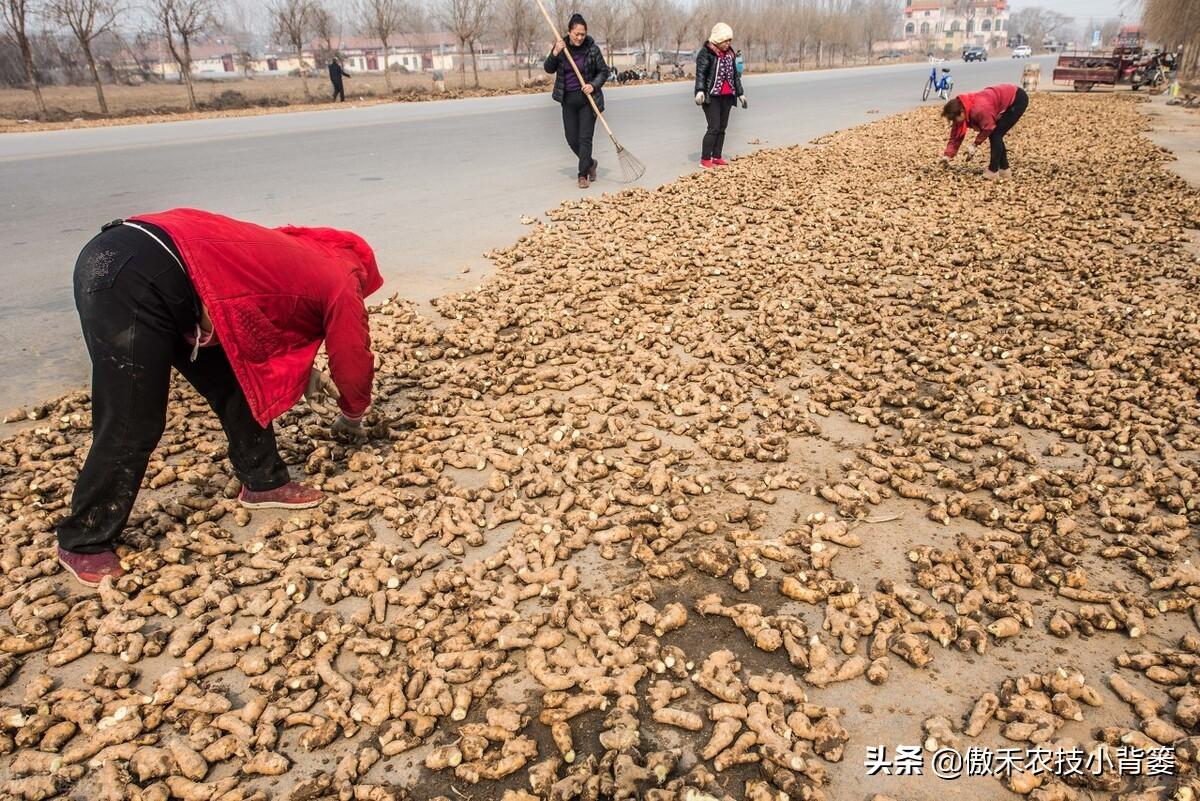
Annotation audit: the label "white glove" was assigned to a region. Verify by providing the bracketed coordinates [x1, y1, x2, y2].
[966, 143, 978, 160]
[738, 96, 747, 109]
[695, 91, 705, 105]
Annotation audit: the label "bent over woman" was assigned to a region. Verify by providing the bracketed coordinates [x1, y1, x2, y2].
[58, 209, 382, 586]
[941, 84, 1029, 179]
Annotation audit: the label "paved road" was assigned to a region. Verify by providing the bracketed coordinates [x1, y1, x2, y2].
[0, 56, 1050, 411]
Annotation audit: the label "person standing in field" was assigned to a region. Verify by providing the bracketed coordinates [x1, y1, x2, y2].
[941, 84, 1029, 179]
[329, 57, 351, 102]
[694, 23, 746, 169]
[545, 13, 609, 189]
[57, 209, 381, 587]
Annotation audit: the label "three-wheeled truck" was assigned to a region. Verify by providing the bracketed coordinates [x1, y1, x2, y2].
[1052, 29, 1144, 92]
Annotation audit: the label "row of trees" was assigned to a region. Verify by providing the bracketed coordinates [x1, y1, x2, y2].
[256, 0, 905, 99]
[1, 0, 909, 115]
[7, 0, 1192, 118]
[2, 0, 216, 115]
[1142, 0, 1198, 80]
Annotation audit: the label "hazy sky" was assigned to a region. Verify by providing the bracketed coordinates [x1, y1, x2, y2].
[1008, 0, 1132, 22]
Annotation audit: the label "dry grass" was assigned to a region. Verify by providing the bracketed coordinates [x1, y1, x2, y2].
[0, 71, 555, 132]
[0, 69, 697, 133]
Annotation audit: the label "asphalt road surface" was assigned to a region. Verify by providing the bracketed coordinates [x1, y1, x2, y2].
[0, 56, 1051, 411]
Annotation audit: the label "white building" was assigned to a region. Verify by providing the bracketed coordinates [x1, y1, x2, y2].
[307, 35, 460, 75]
[132, 33, 467, 79]
[901, 0, 1010, 52]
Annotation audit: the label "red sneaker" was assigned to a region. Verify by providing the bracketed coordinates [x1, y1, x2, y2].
[239, 482, 325, 510]
[700, 159, 715, 169]
[712, 158, 729, 166]
[57, 547, 125, 588]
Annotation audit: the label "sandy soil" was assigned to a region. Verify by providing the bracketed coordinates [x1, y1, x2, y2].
[1145, 97, 1200, 187]
[0, 93, 1198, 801]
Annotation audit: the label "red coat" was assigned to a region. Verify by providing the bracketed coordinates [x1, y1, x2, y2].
[130, 209, 382, 426]
[945, 84, 1020, 158]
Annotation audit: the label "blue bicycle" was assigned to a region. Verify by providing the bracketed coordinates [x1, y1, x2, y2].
[923, 66, 954, 101]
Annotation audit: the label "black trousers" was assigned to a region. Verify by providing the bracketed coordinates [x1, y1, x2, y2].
[332, 80, 345, 101]
[988, 88, 1028, 172]
[57, 223, 290, 553]
[561, 91, 597, 178]
[702, 95, 735, 160]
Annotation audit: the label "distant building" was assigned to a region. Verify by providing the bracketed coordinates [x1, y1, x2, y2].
[606, 48, 655, 69]
[302, 34, 461, 74]
[128, 32, 473, 79]
[136, 42, 250, 79]
[901, 0, 1010, 52]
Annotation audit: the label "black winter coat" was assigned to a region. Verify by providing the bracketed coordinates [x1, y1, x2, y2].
[329, 62, 349, 82]
[694, 43, 743, 99]
[544, 35, 608, 112]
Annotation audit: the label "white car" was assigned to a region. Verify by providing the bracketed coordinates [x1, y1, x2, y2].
[1012, 45, 1033, 58]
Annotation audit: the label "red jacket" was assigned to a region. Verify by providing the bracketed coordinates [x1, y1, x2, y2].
[945, 84, 1019, 158]
[130, 209, 382, 426]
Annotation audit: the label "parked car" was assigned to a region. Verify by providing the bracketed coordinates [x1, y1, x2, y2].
[963, 46, 988, 62]
[1012, 45, 1032, 58]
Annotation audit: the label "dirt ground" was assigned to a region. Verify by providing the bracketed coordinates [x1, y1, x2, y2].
[1145, 97, 1200, 187]
[0, 92, 1198, 801]
[0, 70, 680, 134]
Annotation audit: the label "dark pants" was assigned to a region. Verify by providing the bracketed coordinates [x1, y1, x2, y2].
[57, 224, 289, 553]
[702, 94, 735, 160]
[332, 80, 344, 101]
[988, 88, 1028, 172]
[562, 91, 597, 178]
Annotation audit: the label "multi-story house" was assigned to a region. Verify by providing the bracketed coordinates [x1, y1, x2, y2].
[901, 0, 1011, 52]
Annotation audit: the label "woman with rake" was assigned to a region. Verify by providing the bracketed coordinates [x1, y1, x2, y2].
[544, 14, 609, 189]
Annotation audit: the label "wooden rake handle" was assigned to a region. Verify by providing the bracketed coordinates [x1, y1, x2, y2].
[532, 0, 618, 142]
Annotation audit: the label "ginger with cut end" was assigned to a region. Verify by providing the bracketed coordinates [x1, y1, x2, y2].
[652, 707, 704, 731]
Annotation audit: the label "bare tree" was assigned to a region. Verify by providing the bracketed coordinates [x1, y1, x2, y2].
[439, 0, 487, 88]
[273, 0, 315, 97]
[589, 0, 624, 63]
[312, 2, 339, 67]
[220, 0, 258, 75]
[1007, 6, 1070, 50]
[49, 0, 116, 114]
[153, 0, 211, 111]
[549, 0, 572, 31]
[860, 0, 897, 60]
[666, 0, 695, 65]
[119, 28, 157, 78]
[1142, 0, 1200, 79]
[520, 0, 539, 79]
[632, 0, 665, 70]
[357, 0, 404, 90]
[2, 0, 47, 116]
[499, 0, 534, 86]
[465, 0, 490, 87]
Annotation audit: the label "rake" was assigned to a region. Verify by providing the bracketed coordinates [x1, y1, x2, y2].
[533, 0, 646, 183]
